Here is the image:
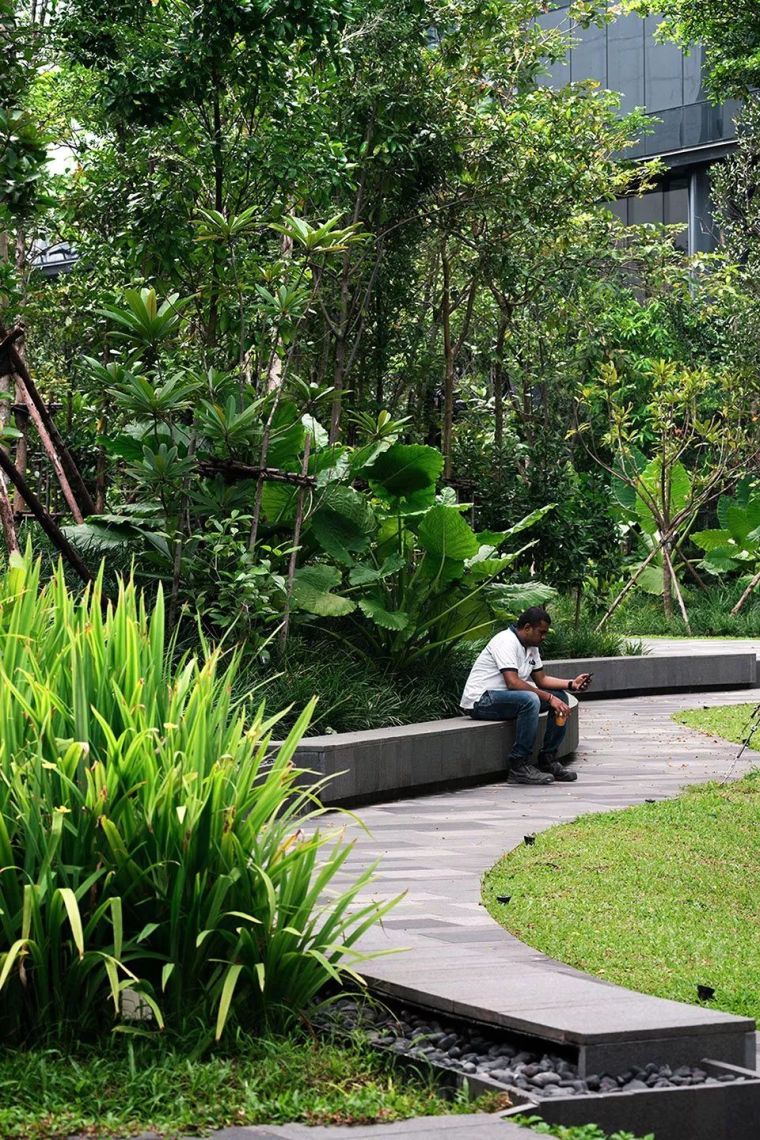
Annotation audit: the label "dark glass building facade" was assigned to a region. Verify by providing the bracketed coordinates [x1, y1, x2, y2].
[539, 2, 739, 253]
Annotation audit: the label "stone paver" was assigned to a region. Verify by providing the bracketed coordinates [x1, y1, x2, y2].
[195, 1119, 533, 1140]
[641, 636, 760, 658]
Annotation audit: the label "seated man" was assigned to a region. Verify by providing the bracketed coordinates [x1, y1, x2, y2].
[460, 606, 592, 786]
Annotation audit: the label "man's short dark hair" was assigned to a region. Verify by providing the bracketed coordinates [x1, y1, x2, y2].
[516, 607, 552, 629]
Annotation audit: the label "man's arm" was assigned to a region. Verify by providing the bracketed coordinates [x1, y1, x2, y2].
[533, 668, 592, 694]
[501, 669, 568, 713]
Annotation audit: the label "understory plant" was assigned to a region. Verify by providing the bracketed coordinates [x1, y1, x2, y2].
[0, 553, 395, 1045]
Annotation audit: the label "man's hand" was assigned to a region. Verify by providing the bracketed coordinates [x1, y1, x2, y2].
[572, 673, 592, 692]
[548, 695, 570, 715]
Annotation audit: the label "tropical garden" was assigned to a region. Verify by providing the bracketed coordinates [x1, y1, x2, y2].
[1, 0, 760, 1135]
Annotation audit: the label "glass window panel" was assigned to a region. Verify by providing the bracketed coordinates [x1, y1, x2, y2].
[629, 190, 664, 225]
[663, 181, 689, 250]
[682, 101, 715, 147]
[644, 15, 683, 112]
[682, 43, 704, 105]
[571, 19, 607, 85]
[720, 99, 741, 138]
[607, 13, 644, 112]
[608, 199, 628, 223]
[645, 107, 683, 154]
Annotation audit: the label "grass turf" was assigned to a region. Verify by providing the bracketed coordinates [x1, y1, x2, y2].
[673, 702, 760, 752]
[0, 1034, 509, 1139]
[483, 708, 760, 1023]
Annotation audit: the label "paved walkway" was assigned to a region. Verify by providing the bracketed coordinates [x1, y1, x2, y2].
[336, 688, 760, 949]
[641, 636, 760, 658]
[188, 685, 760, 1140]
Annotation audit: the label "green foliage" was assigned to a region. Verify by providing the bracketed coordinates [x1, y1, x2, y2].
[241, 637, 475, 737]
[692, 477, 760, 576]
[515, 1119, 653, 1140]
[0, 553, 394, 1044]
[0, 1031, 502, 1138]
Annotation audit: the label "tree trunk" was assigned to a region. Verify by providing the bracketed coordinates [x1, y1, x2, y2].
[12, 399, 29, 513]
[0, 448, 92, 583]
[441, 245, 455, 480]
[0, 368, 19, 554]
[2, 326, 96, 516]
[279, 432, 312, 654]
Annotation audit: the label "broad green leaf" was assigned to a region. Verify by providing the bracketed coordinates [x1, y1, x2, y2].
[367, 444, 443, 512]
[358, 598, 410, 630]
[291, 565, 356, 617]
[417, 505, 480, 561]
[637, 565, 664, 595]
[692, 529, 733, 553]
[669, 462, 691, 514]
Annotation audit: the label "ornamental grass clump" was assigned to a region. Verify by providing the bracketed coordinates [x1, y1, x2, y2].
[0, 554, 393, 1044]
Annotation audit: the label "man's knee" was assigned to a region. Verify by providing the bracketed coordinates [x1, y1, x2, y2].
[516, 691, 541, 710]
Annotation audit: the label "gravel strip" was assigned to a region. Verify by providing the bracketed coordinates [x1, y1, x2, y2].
[318, 998, 745, 1100]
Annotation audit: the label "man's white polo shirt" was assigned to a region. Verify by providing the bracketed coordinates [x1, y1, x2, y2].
[460, 627, 542, 710]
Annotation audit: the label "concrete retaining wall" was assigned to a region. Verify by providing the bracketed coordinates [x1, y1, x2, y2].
[295, 700, 579, 807]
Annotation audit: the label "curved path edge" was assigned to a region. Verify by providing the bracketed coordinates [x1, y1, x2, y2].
[335, 687, 760, 1076]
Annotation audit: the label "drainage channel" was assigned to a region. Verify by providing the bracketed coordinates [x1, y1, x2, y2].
[316, 993, 760, 1140]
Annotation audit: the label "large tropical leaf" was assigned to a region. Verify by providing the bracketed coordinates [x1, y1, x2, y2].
[367, 444, 443, 513]
[416, 505, 480, 561]
[348, 553, 405, 586]
[487, 580, 557, 616]
[357, 598, 410, 631]
[692, 528, 732, 553]
[267, 403, 307, 470]
[310, 486, 376, 566]
[291, 566, 355, 617]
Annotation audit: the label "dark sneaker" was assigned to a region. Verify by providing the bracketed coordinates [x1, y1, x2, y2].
[539, 757, 578, 782]
[507, 762, 554, 785]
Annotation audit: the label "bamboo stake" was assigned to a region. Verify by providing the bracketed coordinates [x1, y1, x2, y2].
[594, 539, 666, 632]
[732, 569, 760, 616]
[662, 539, 691, 632]
[0, 449, 93, 583]
[0, 324, 96, 517]
[279, 433, 312, 654]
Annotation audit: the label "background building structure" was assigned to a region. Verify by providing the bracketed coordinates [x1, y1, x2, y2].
[539, 1, 740, 253]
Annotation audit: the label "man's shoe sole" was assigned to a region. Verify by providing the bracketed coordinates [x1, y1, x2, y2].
[507, 772, 554, 785]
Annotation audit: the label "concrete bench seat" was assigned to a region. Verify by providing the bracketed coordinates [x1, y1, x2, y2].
[544, 652, 758, 697]
[294, 698, 579, 806]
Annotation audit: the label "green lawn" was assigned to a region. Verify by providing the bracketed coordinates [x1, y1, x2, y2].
[673, 702, 760, 751]
[0, 1035, 508, 1139]
[483, 708, 760, 1023]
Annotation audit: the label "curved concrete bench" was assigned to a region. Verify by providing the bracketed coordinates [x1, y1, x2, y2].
[544, 651, 757, 697]
[294, 696, 579, 807]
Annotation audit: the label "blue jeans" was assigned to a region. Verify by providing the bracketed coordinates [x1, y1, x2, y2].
[468, 689, 569, 761]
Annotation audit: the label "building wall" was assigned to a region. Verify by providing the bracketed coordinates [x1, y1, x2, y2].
[538, 1, 740, 253]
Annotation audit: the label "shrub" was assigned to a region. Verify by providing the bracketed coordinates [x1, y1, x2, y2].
[0, 555, 394, 1044]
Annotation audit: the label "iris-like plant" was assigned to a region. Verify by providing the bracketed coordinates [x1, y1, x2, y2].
[0, 553, 395, 1044]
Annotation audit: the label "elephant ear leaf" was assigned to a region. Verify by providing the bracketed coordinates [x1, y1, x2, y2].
[366, 443, 443, 513]
[417, 505, 479, 560]
[310, 486, 376, 566]
[291, 565, 355, 617]
[358, 597, 409, 630]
